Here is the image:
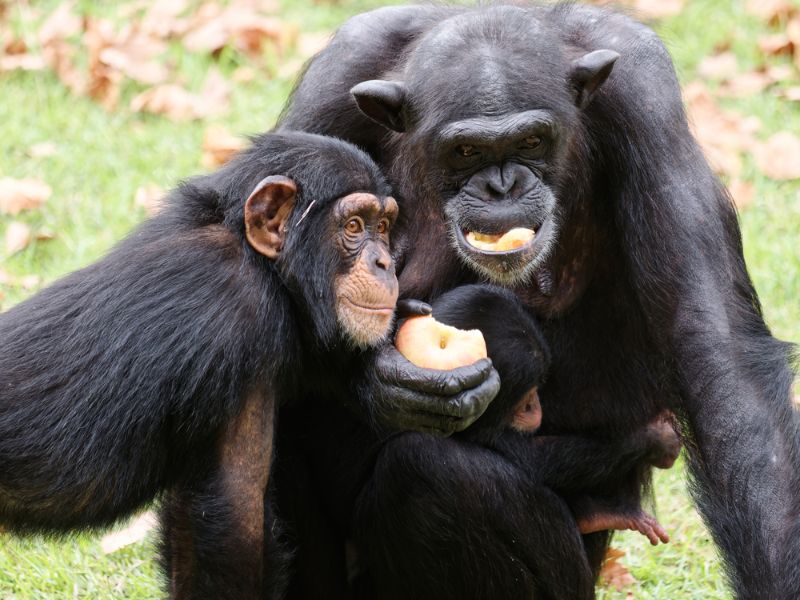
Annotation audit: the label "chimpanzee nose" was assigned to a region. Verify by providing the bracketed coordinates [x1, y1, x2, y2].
[484, 164, 519, 198]
[372, 245, 392, 271]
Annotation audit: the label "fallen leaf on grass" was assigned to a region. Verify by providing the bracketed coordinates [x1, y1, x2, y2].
[130, 68, 230, 120]
[101, 511, 157, 554]
[777, 86, 800, 101]
[753, 132, 800, 180]
[0, 177, 51, 215]
[632, 0, 685, 19]
[746, 0, 796, 24]
[201, 125, 248, 168]
[718, 70, 775, 98]
[599, 547, 637, 591]
[685, 81, 758, 177]
[4, 221, 32, 255]
[27, 141, 57, 158]
[0, 53, 45, 72]
[19, 274, 40, 289]
[697, 52, 738, 80]
[134, 184, 165, 216]
[728, 179, 755, 209]
[758, 33, 794, 57]
[183, 6, 289, 58]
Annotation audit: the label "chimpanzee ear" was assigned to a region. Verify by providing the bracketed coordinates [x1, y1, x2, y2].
[569, 49, 620, 109]
[244, 175, 297, 259]
[350, 80, 407, 132]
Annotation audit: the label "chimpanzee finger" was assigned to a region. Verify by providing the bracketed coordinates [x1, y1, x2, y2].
[396, 298, 432, 319]
[445, 367, 501, 432]
[376, 367, 500, 434]
[376, 345, 495, 395]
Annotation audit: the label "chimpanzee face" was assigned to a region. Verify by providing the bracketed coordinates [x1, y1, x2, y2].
[433, 109, 561, 284]
[349, 12, 618, 285]
[330, 192, 399, 347]
[243, 176, 399, 348]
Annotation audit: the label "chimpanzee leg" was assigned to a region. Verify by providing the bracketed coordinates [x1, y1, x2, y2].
[354, 433, 594, 600]
[162, 389, 274, 600]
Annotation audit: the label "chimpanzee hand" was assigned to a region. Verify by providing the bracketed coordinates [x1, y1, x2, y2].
[364, 299, 501, 436]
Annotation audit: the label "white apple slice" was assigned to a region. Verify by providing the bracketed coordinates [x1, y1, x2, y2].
[465, 227, 535, 251]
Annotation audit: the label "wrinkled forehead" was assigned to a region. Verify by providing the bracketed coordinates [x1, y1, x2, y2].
[333, 193, 398, 220]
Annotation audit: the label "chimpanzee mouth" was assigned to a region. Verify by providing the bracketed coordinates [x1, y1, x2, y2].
[453, 218, 556, 283]
[461, 227, 537, 254]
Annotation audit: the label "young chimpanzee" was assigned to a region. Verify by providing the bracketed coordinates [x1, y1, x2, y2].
[0, 131, 399, 598]
[277, 284, 679, 600]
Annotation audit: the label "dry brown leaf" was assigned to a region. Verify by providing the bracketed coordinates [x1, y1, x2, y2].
[38, 3, 83, 46]
[599, 547, 637, 591]
[232, 65, 257, 83]
[746, 0, 796, 24]
[766, 64, 795, 82]
[697, 52, 738, 80]
[0, 53, 45, 71]
[295, 31, 330, 60]
[4, 221, 32, 255]
[140, 0, 191, 39]
[20, 274, 40, 290]
[130, 68, 230, 120]
[777, 86, 800, 101]
[27, 141, 57, 158]
[134, 184, 165, 216]
[718, 70, 775, 98]
[201, 125, 248, 168]
[100, 511, 157, 554]
[758, 33, 794, 57]
[633, 0, 684, 19]
[0, 177, 51, 215]
[728, 179, 755, 209]
[753, 132, 800, 180]
[183, 5, 290, 58]
[684, 81, 758, 177]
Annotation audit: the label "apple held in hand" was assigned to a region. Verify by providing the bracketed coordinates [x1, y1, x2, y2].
[395, 315, 488, 370]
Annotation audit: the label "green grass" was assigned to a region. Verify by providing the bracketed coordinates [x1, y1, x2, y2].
[1, 0, 798, 598]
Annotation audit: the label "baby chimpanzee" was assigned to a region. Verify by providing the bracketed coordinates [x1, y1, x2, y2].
[350, 284, 680, 600]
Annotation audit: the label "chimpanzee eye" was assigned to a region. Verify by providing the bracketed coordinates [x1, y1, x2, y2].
[521, 136, 542, 149]
[377, 219, 389, 234]
[345, 217, 365, 234]
[455, 144, 476, 157]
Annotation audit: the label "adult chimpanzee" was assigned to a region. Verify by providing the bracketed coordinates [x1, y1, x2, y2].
[279, 284, 678, 599]
[0, 132, 399, 598]
[277, 3, 800, 597]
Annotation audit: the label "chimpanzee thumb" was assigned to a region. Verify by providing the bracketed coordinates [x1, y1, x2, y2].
[396, 298, 432, 319]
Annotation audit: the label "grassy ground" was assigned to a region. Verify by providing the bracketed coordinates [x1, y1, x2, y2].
[1, 0, 798, 598]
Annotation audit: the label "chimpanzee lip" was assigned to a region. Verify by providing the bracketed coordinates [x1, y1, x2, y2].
[342, 297, 395, 313]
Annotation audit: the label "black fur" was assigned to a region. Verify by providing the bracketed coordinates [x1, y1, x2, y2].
[275, 285, 676, 599]
[278, 3, 799, 598]
[0, 131, 390, 597]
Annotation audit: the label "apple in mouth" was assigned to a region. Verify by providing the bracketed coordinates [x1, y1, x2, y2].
[464, 227, 536, 253]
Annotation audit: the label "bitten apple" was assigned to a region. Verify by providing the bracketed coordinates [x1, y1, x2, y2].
[464, 227, 535, 252]
[395, 315, 488, 370]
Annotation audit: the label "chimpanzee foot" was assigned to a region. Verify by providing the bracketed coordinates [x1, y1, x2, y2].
[644, 410, 681, 469]
[577, 510, 669, 545]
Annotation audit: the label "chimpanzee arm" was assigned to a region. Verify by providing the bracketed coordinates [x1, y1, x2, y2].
[162, 388, 274, 600]
[0, 218, 278, 533]
[569, 7, 800, 596]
